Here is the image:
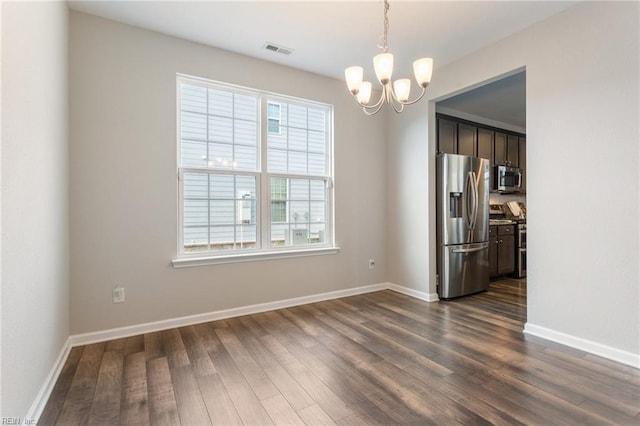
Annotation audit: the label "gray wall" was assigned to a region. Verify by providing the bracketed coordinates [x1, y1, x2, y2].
[69, 11, 387, 334]
[1, 1, 69, 416]
[389, 1, 639, 358]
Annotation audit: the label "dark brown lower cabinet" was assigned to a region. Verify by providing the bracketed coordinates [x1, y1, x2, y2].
[490, 225, 515, 277]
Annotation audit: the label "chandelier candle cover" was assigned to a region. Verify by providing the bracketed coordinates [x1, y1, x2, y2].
[345, 0, 434, 115]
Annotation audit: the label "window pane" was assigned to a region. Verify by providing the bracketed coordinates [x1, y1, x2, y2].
[209, 89, 233, 117]
[288, 127, 307, 152]
[308, 108, 325, 132]
[181, 84, 207, 114]
[288, 104, 307, 129]
[267, 131, 286, 150]
[271, 201, 287, 223]
[266, 100, 328, 176]
[180, 83, 258, 172]
[235, 145, 257, 170]
[271, 223, 287, 247]
[209, 142, 233, 169]
[181, 139, 207, 168]
[290, 179, 309, 200]
[269, 177, 327, 248]
[288, 151, 307, 174]
[181, 111, 207, 141]
[210, 174, 234, 199]
[183, 172, 257, 252]
[267, 149, 287, 173]
[234, 94, 257, 121]
[209, 116, 233, 143]
[308, 153, 326, 176]
[308, 130, 325, 154]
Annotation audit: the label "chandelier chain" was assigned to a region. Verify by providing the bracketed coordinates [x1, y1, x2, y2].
[377, 0, 390, 53]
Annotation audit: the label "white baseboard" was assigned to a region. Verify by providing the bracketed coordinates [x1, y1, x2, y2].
[387, 283, 440, 302]
[26, 337, 72, 422]
[523, 323, 640, 369]
[70, 282, 390, 347]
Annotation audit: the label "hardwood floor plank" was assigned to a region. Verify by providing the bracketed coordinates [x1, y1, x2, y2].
[144, 332, 166, 362]
[87, 350, 124, 425]
[38, 346, 84, 425]
[120, 352, 150, 426]
[225, 317, 316, 411]
[261, 394, 305, 425]
[170, 365, 212, 425]
[162, 328, 190, 369]
[124, 334, 145, 356]
[42, 279, 640, 425]
[297, 404, 337, 426]
[146, 357, 180, 426]
[215, 327, 280, 400]
[206, 328, 274, 425]
[104, 338, 126, 353]
[178, 325, 216, 377]
[56, 343, 105, 425]
[196, 373, 243, 426]
[258, 333, 354, 422]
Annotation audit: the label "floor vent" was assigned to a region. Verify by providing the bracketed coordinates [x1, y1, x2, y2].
[262, 42, 293, 55]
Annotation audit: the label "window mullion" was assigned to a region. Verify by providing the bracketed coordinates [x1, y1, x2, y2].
[260, 96, 270, 250]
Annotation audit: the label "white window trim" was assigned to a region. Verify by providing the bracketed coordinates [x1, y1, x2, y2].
[174, 74, 336, 267]
[172, 246, 340, 268]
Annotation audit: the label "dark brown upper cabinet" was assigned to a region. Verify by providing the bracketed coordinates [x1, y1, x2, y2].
[477, 127, 494, 162]
[494, 132, 507, 165]
[507, 134, 519, 167]
[437, 117, 457, 154]
[457, 123, 477, 157]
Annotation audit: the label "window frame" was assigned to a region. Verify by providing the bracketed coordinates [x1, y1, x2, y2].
[174, 74, 337, 267]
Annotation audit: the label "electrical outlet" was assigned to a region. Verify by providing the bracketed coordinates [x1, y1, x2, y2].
[112, 287, 125, 304]
[368, 259, 376, 269]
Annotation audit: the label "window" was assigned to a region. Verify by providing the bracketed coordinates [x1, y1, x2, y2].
[176, 75, 334, 263]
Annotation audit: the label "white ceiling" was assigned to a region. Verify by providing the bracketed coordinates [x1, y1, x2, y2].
[68, 0, 579, 126]
[437, 71, 527, 128]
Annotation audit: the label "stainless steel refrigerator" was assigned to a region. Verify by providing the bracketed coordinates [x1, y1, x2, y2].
[436, 153, 490, 299]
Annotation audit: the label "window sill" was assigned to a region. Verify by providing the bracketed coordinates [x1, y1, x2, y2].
[172, 246, 340, 268]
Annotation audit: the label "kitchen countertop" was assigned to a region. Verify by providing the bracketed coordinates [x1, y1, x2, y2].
[489, 219, 516, 225]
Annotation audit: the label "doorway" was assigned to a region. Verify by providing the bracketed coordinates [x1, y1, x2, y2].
[433, 70, 527, 310]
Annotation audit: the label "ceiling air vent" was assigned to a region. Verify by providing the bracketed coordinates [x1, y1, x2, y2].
[262, 42, 293, 56]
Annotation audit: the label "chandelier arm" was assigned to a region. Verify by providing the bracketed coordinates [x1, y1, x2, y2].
[398, 85, 428, 106]
[361, 89, 387, 115]
[386, 86, 405, 114]
[362, 102, 385, 116]
[362, 95, 385, 115]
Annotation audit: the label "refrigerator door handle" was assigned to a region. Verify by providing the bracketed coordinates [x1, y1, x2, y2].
[452, 244, 488, 254]
[465, 172, 473, 229]
[466, 171, 478, 230]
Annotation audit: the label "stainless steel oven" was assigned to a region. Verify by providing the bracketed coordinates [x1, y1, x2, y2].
[515, 222, 526, 278]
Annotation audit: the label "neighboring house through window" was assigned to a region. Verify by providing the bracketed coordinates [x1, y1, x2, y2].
[176, 75, 335, 263]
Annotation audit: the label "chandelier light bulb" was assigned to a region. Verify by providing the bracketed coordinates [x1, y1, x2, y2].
[373, 53, 394, 85]
[393, 79, 411, 103]
[357, 81, 372, 105]
[345, 66, 364, 95]
[413, 57, 433, 87]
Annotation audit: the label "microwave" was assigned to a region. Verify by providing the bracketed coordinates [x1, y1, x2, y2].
[493, 165, 522, 193]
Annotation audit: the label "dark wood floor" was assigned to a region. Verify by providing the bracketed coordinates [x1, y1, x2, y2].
[40, 278, 640, 425]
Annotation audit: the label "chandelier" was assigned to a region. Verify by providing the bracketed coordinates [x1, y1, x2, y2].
[345, 0, 433, 115]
